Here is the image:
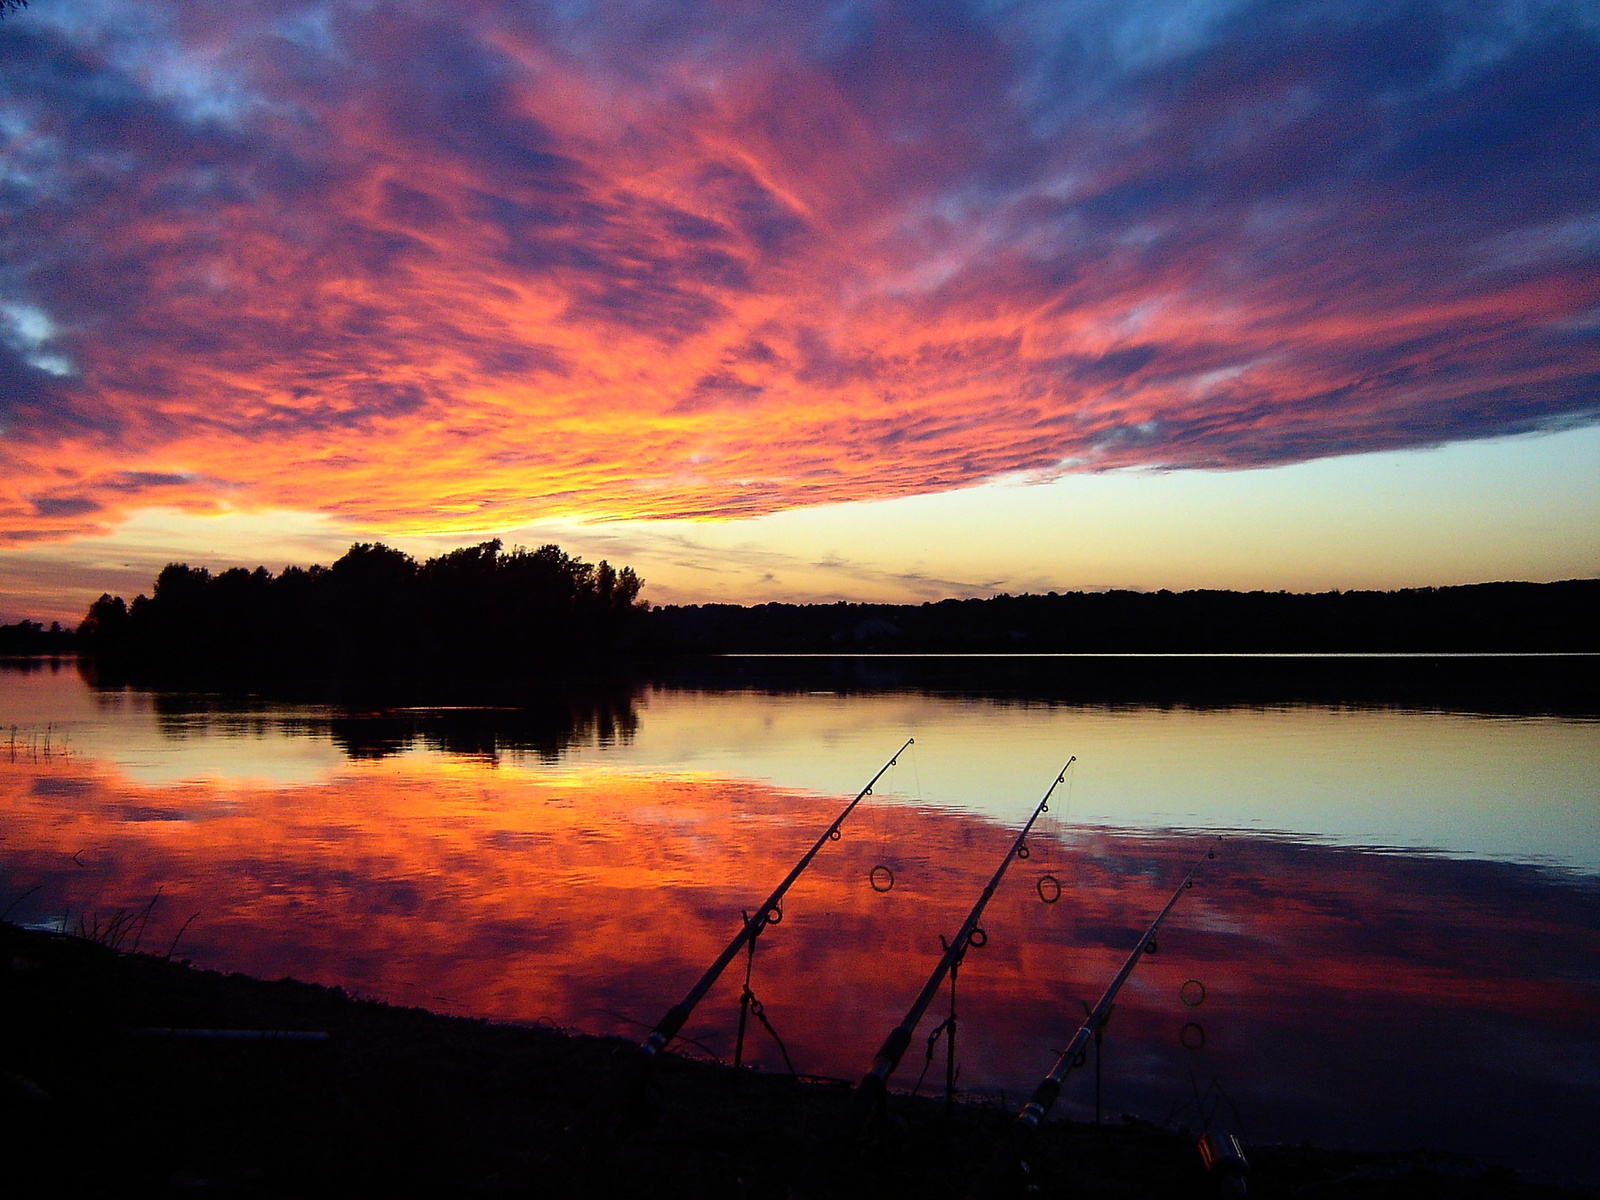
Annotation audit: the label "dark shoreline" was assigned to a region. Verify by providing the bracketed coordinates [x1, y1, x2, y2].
[650, 651, 1600, 718]
[3, 921, 1594, 1199]
[645, 581, 1600, 655]
[46, 570, 1600, 672]
[16, 648, 1600, 720]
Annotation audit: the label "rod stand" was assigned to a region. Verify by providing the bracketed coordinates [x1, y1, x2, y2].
[1093, 1010, 1110, 1125]
[941, 937, 964, 1117]
[732, 910, 761, 1084]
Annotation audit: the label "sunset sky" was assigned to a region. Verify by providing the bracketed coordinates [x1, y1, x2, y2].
[2, 0, 1597, 621]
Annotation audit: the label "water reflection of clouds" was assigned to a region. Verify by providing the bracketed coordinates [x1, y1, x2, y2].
[110, 740, 348, 789]
[590, 693, 1600, 873]
[2, 755, 1594, 1178]
[3, 667, 1596, 872]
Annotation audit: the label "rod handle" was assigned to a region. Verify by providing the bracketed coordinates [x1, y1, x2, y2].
[873, 1025, 913, 1069]
[647, 1003, 692, 1053]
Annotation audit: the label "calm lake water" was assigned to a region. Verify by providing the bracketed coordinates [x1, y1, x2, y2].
[3, 659, 1598, 1181]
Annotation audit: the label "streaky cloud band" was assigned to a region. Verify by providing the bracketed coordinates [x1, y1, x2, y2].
[0, 0, 1596, 543]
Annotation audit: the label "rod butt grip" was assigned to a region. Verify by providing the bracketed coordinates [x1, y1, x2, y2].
[650, 1004, 692, 1050]
[874, 1025, 913, 1070]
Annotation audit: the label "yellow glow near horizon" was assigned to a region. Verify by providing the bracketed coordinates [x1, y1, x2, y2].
[1, 425, 1595, 624]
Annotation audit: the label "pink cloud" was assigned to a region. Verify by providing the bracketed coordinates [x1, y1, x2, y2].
[1, 0, 1596, 544]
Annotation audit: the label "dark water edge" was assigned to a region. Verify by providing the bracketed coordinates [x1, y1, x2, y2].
[7, 652, 1595, 763]
[36, 646, 1600, 713]
[6, 922, 1593, 1200]
[651, 653, 1600, 719]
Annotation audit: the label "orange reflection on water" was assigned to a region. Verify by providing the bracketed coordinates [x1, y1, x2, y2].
[2, 751, 1597, 1177]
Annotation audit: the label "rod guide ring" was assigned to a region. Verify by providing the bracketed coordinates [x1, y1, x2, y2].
[1180, 1021, 1206, 1050]
[1180, 979, 1206, 1008]
[869, 864, 895, 892]
[828, 827, 842, 841]
[1037, 874, 1062, 904]
[967, 927, 987, 949]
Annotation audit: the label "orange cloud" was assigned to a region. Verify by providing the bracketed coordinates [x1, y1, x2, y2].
[2, 1, 1597, 544]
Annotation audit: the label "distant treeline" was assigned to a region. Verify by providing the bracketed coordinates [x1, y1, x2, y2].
[646, 579, 1600, 654]
[0, 619, 75, 657]
[78, 540, 644, 680]
[38, 564, 1600, 679]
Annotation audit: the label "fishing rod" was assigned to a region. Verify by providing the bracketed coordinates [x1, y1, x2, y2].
[637, 737, 915, 1065]
[969, 837, 1221, 1197]
[546, 738, 916, 1176]
[850, 757, 1076, 1120]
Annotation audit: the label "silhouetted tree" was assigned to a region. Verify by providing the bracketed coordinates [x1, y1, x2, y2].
[1, 618, 75, 655]
[78, 594, 129, 644]
[78, 540, 649, 681]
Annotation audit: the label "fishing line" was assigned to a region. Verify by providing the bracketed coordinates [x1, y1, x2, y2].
[873, 737, 923, 897]
[909, 737, 924, 806]
[870, 748, 898, 893]
[632, 738, 913, 1066]
[847, 757, 1077, 1129]
[1171, 976, 1234, 1140]
[547, 739, 919, 1176]
[910, 1021, 950, 1098]
[732, 908, 799, 1080]
[1217, 1079, 1249, 1141]
[1176, 977, 1250, 1146]
[1036, 757, 1074, 905]
[969, 838, 1222, 1198]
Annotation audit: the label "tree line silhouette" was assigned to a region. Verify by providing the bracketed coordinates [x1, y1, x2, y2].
[77, 540, 644, 681]
[647, 579, 1600, 654]
[47, 556, 1600, 681]
[0, 619, 74, 657]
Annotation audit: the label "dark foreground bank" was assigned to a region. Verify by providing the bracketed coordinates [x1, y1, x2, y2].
[3, 924, 1593, 1200]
